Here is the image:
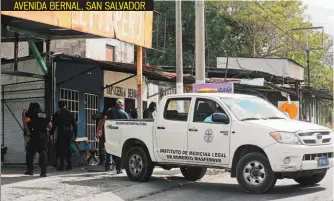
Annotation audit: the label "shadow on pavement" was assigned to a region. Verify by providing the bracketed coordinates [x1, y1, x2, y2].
[165, 181, 326, 201]
[61, 173, 327, 201]
[1, 165, 88, 185]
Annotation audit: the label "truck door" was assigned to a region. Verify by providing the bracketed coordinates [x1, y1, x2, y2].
[155, 97, 192, 162]
[187, 97, 231, 165]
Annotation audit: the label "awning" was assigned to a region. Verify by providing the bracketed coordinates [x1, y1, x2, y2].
[53, 54, 195, 84]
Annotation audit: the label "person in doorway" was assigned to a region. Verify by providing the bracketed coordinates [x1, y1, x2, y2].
[97, 99, 129, 173]
[143, 102, 156, 119]
[23, 102, 52, 177]
[302, 115, 307, 121]
[50, 101, 77, 171]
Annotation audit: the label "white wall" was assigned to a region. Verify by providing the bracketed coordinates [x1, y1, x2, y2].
[85, 39, 134, 63]
[103, 71, 159, 108]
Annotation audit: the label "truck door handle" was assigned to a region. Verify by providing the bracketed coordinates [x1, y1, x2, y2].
[157, 126, 165, 129]
[189, 128, 198, 132]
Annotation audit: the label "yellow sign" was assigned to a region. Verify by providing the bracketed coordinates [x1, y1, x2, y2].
[2, 11, 153, 48]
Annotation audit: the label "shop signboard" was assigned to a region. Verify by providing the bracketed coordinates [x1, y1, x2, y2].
[192, 82, 234, 93]
[2, 11, 153, 48]
[104, 71, 146, 100]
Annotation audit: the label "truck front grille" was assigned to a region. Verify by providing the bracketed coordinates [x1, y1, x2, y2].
[303, 152, 333, 161]
[298, 131, 332, 145]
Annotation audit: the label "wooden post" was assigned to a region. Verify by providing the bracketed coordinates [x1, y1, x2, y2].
[137, 46, 143, 119]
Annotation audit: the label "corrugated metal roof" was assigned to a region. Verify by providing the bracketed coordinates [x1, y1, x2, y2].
[53, 54, 195, 84]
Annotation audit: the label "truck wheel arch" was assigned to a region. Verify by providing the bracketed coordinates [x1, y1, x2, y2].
[230, 145, 268, 178]
[121, 139, 152, 167]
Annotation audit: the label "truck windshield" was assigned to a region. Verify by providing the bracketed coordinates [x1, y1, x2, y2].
[220, 96, 287, 121]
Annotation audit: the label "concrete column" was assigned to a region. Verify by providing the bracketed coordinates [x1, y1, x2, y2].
[175, 0, 184, 94]
[137, 46, 143, 119]
[195, 0, 206, 84]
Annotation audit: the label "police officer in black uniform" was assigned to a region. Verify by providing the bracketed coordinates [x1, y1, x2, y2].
[143, 102, 156, 119]
[97, 99, 129, 173]
[50, 101, 77, 171]
[23, 102, 51, 177]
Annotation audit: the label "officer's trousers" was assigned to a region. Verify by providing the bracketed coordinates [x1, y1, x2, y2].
[99, 138, 112, 168]
[56, 137, 72, 168]
[26, 134, 48, 174]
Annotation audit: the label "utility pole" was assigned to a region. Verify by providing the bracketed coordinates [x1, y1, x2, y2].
[305, 30, 311, 122]
[305, 31, 310, 89]
[195, 0, 205, 84]
[175, 0, 183, 94]
[291, 26, 324, 123]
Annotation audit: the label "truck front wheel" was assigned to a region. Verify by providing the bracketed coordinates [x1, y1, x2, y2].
[294, 169, 327, 186]
[236, 152, 276, 194]
[125, 146, 153, 182]
[180, 167, 207, 181]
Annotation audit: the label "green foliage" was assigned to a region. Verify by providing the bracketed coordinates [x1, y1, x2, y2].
[147, 1, 333, 93]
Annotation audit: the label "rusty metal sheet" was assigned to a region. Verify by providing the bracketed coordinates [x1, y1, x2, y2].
[2, 11, 153, 48]
[2, 11, 72, 28]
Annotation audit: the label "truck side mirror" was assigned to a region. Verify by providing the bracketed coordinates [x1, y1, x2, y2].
[212, 113, 229, 124]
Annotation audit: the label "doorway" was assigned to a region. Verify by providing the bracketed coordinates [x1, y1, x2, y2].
[125, 98, 135, 114]
[104, 97, 116, 112]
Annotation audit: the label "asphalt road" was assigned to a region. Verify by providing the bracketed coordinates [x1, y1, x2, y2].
[1, 167, 333, 201]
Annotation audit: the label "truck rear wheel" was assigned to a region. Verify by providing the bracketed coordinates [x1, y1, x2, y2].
[125, 146, 153, 182]
[180, 167, 207, 181]
[294, 169, 327, 186]
[236, 152, 276, 194]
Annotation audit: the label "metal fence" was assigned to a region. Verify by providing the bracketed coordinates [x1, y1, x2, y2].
[1, 80, 45, 164]
[1, 40, 46, 164]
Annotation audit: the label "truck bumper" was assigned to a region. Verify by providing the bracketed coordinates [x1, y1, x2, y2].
[264, 143, 334, 172]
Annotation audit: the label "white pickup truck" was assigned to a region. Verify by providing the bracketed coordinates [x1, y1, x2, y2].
[104, 93, 333, 194]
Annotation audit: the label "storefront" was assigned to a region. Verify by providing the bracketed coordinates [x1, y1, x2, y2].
[103, 70, 159, 114]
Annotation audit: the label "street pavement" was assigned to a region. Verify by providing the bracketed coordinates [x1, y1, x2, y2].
[1, 166, 333, 201]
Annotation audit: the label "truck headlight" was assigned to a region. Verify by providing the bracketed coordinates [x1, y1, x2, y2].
[270, 132, 302, 145]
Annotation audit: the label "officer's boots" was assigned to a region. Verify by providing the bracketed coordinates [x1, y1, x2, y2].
[23, 170, 33, 176]
[40, 168, 47, 177]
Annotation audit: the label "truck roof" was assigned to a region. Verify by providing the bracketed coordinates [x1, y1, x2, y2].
[163, 93, 256, 99]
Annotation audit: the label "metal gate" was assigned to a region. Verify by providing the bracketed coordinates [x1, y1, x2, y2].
[84, 93, 99, 149]
[1, 79, 45, 164]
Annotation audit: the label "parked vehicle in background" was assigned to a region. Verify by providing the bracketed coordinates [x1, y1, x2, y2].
[104, 93, 333, 194]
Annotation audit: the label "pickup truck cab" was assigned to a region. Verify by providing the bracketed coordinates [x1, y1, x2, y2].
[104, 93, 333, 194]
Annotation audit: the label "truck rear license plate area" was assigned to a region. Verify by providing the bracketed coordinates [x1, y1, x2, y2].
[318, 156, 329, 167]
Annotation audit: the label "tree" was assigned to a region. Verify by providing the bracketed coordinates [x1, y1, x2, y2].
[148, 1, 333, 93]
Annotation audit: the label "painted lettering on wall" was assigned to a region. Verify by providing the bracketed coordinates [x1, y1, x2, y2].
[127, 89, 137, 99]
[159, 149, 226, 163]
[105, 85, 137, 99]
[106, 85, 126, 97]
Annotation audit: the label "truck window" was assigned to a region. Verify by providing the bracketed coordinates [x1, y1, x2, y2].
[193, 98, 227, 123]
[164, 98, 191, 121]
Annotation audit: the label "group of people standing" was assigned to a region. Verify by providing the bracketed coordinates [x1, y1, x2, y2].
[96, 100, 156, 172]
[22, 99, 156, 177]
[22, 101, 77, 177]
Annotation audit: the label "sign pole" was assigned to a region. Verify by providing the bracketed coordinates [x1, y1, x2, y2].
[137, 46, 143, 119]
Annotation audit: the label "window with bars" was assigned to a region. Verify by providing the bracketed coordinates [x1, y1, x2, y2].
[85, 93, 99, 149]
[60, 88, 79, 122]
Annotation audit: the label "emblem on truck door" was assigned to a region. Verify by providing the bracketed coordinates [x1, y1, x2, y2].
[204, 129, 214, 143]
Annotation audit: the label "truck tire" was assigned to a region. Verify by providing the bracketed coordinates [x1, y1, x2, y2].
[294, 169, 327, 186]
[125, 146, 153, 182]
[180, 167, 207, 181]
[236, 152, 276, 194]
